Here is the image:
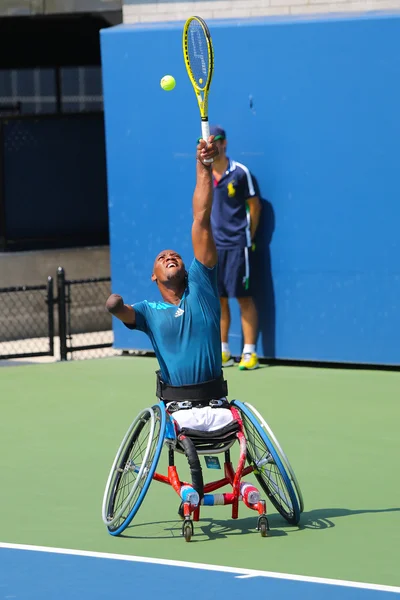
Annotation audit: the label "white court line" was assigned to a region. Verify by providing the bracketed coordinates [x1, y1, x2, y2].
[0, 542, 399, 594]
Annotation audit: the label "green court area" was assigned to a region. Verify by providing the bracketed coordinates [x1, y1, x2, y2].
[0, 357, 399, 587]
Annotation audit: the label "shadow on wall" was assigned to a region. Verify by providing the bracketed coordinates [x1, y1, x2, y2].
[252, 179, 276, 358]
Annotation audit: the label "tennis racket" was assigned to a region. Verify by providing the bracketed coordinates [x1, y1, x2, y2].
[183, 16, 214, 162]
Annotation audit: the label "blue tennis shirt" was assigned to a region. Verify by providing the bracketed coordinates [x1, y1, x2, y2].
[211, 159, 259, 249]
[127, 258, 221, 386]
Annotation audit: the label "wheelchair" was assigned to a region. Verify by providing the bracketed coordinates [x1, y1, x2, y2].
[102, 396, 304, 541]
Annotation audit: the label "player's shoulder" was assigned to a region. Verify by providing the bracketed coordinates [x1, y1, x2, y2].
[189, 257, 216, 275]
[231, 159, 253, 178]
[188, 258, 217, 290]
[134, 299, 171, 312]
[144, 299, 172, 310]
[231, 159, 258, 196]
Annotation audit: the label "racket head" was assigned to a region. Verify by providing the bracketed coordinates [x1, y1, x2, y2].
[183, 16, 214, 115]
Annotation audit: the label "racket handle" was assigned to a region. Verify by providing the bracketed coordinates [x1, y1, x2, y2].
[201, 120, 210, 142]
[201, 120, 213, 164]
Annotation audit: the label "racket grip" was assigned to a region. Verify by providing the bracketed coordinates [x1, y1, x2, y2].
[201, 120, 213, 164]
[201, 120, 210, 142]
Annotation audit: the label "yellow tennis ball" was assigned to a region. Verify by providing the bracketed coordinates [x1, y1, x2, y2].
[160, 75, 176, 91]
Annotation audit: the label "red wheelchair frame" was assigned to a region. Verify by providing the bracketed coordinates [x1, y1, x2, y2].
[152, 405, 269, 540]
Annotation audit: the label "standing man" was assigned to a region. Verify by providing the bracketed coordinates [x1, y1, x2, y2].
[209, 125, 262, 371]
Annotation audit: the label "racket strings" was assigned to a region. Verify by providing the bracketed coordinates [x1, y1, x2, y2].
[186, 21, 210, 90]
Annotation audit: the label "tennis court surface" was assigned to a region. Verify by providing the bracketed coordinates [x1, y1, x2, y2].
[0, 357, 399, 596]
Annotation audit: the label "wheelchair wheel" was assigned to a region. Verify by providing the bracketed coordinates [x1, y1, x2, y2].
[232, 400, 301, 525]
[102, 403, 166, 536]
[244, 402, 304, 513]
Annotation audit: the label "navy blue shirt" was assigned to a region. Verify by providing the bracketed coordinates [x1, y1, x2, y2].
[211, 159, 259, 249]
[127, 259, 221, 387]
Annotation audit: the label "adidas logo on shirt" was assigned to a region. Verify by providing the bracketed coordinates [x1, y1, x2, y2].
[174, 308, 184, 318]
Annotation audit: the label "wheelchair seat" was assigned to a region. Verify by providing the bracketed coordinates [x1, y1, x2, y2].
[176, 420, 240, 454]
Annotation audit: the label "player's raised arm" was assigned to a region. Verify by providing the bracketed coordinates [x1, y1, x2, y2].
[192, 137, 218, 268]
[105, 293, 135, 325]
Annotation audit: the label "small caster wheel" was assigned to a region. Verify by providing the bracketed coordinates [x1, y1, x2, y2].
[258, 515, 269, 537]
[182, 519, 194, 542]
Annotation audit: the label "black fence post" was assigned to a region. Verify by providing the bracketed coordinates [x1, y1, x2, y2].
[54, 67, 62, 115]
[46, 276, 54, 357]
[0, 121, 6, 251]
[57, 267, 67, 361]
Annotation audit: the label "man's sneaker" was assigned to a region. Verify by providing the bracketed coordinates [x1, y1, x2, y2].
[222, 352, 235, 367]
[238, 353, 259, 371]
[222, 351, 234, 367]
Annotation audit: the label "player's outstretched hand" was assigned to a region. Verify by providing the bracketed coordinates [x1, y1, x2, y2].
[197, 135, 218, 165]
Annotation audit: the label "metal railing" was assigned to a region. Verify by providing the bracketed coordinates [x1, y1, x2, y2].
[57, 267, 115, 361]
[0, 269, 116, 361]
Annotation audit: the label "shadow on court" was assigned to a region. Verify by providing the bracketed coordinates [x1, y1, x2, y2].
[120, 516, 288, 542]
[297, 507, 400, 531]
[119, 506, 400, 542]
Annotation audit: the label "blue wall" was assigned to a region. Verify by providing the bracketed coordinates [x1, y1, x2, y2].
[101, 13, 400, 365]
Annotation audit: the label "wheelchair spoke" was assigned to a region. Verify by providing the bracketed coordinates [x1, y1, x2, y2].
[243, 402, 304, 513]
[105, 407, 163, 532]
[263, 462, 291, 508]
[239, 408, 298, 523]
[112, 420, 152, 517]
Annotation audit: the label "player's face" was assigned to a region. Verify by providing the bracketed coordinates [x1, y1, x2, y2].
[215, 138, 227, 159]
[152, 250, 185, 285]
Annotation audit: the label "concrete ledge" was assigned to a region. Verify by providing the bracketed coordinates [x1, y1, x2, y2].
[0, 330, 119, 363]
[0, 246, 112, 341]
[0, 246, 111, 287]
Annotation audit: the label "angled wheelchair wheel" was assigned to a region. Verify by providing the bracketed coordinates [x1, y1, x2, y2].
[244, 402, 304, 514]
[232, 400, 301, 525]
[102, 403, 166, 536]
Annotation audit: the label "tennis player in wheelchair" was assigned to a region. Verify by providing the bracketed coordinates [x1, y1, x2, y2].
[103, 137, 303, 541]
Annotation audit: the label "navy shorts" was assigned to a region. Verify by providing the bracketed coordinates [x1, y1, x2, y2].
[217, 247, 253, 298]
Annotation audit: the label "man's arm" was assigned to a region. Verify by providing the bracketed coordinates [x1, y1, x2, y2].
[105, 293, 136, 325]
[192, 137, 219, 268]
[247, 196, 262, 241]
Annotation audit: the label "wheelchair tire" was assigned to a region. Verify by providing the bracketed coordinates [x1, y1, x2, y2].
[244, 402, 304, 513]
[102, 403, 166, 536]
[232, 400, 301, 525]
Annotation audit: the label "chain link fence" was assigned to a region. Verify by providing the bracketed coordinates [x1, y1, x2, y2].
[0, 269, 121, 362]
[0, 278, 54, 359]
[59, 269, 120, 361]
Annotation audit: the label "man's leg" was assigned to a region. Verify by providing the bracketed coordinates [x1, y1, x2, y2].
[221, 297, 234, 366]
[220, 297, 230, 344]
[234, 246, 259, 370]
[237, 296, 258, 346]
[237, 296, 259, 369]
[217, 249, 234, 367]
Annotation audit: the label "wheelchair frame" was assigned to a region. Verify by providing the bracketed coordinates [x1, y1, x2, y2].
[102, 400, 303, 541]
[153, 405, 269, 540]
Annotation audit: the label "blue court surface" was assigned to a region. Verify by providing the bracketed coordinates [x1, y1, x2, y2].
[1, 544, 399, 599]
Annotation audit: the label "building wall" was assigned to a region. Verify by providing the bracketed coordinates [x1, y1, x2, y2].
[123, 0, 400, 23]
